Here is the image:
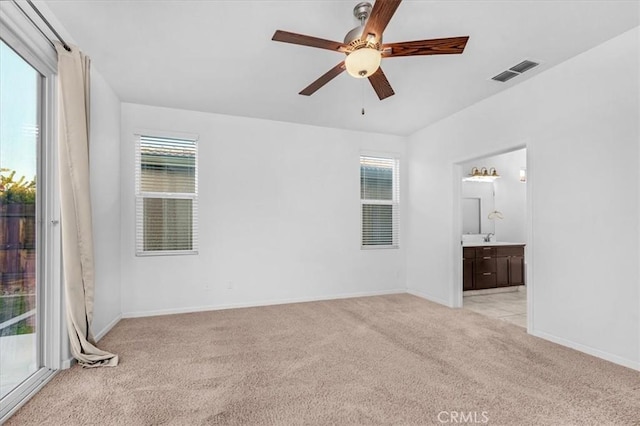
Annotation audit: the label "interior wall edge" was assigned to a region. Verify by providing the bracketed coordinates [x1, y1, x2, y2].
[94, 314, 122, 343]
[121, 289, 406, 319]
[406, 289, 454, 308]
[531, 329, 640, 372]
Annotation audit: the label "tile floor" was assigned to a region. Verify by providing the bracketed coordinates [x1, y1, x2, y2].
[463, 287, 527, 328]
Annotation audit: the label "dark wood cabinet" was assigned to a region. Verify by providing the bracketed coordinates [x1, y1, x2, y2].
[496, 256, 509, 287]
[463, 244, 525, 291]
[463, 258, 474, 291]
[462, 248, 475, 291]
[508, 256, 525, 286]
[475, 272, 497, 289]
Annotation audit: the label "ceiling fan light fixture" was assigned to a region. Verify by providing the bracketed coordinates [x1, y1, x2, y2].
[345, 47, 381, 78]
[272, 0, 469, 99]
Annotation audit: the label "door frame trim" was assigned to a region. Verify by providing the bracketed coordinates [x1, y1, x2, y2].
[451, 143, 533, 332]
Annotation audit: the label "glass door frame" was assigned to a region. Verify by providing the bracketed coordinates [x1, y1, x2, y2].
[0, 2, 62, 421]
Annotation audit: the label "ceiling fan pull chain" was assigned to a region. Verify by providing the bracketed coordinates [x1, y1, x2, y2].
[361, 79, 366, 115]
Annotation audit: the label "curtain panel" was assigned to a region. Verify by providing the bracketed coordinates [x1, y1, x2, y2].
[56, 42, 118, 367]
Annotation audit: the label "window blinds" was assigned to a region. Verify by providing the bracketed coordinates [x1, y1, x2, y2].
[360, 155, 399, 248]
[135, 135, 198, 255]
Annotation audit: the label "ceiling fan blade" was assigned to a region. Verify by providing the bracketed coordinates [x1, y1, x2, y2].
[368, 67, 395, 100]
[382, 36, 469, 57]
[272, 30, 348, 52]
[361, 0, 402, 44]
[299, 61, 346, 96]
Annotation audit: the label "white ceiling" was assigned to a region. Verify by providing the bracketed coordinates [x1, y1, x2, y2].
[44, 0, 639, 136]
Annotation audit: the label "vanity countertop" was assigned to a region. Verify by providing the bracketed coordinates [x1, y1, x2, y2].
[462, 241, 526, 247]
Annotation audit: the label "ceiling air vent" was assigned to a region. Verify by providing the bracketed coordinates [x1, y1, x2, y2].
[491, 59, 540, 83]
[492, 70, 519, 82]
[510, 60, 539, 74]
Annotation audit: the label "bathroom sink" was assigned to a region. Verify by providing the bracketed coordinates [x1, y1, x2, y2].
[461, 234, 489, 243]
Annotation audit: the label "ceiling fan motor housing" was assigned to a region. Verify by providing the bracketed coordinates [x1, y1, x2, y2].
[344, 2, 382, 49]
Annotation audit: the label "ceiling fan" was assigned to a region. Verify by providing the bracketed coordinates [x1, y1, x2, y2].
[272, 0, 469, 100]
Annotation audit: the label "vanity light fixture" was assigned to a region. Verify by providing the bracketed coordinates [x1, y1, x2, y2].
[463, 167, 501, 182]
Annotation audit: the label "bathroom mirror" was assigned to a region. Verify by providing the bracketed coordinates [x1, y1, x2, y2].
[461, 181, 495, 235]
[462, 198, 481, 234]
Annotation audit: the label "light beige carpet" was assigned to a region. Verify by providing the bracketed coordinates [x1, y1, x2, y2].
[7, 294, 640, 425]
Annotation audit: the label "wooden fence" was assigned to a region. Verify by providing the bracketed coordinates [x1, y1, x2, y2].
[0, 203, 36, 296]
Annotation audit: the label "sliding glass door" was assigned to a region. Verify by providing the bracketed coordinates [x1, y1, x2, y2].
[0, 2, 61, 419]
[0, 38, 42, 399]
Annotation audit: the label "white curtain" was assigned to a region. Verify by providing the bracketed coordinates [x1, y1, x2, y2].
[56, 42, 118, 367]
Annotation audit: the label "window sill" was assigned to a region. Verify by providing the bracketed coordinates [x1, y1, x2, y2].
[135, 250, 198, 257]
[361, 245, 399, 250]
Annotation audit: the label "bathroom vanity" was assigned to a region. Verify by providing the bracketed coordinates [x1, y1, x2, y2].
[462, 243, 525, 291]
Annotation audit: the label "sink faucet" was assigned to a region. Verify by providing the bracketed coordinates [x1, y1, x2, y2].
[484, 233, 494, 242]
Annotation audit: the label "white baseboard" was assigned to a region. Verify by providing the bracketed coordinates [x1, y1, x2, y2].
[531, 329, 639, 371]
[60, 357, 76, 370]
[122, 288, 406, 319]
[462, 285, 524, 296]
[406, 288, 453, 308]
[94, 314, 122, 342]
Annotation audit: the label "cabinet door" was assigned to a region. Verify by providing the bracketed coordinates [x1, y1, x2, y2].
[509, 256, 525, 286]
[496, 256, 509, 287]
[463, 258, 474, 291]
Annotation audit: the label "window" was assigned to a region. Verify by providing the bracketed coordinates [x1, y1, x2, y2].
[135, 134, 198, 255]
[360, 155, 399, 248]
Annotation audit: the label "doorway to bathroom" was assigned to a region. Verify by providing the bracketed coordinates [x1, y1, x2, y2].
[458, 148, 528, 328]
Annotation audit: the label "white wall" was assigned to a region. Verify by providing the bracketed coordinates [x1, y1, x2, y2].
[120, 103, 406, 317]
[490, 149, 526, 243]
[406, 27, 639, 369]
[89, 69, 122, 339]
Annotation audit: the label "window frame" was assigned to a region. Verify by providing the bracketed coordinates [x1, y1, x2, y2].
[360, 153, 400, 250]
[134, 131, 199, 256]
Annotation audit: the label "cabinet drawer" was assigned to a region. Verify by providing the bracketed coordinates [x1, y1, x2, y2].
[476, 247, 496, 258]
[463, 247, 475, 260]
[496, 246, 525, 257]
[475, 257, 496, 273]
[475, 272, 497, 289]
